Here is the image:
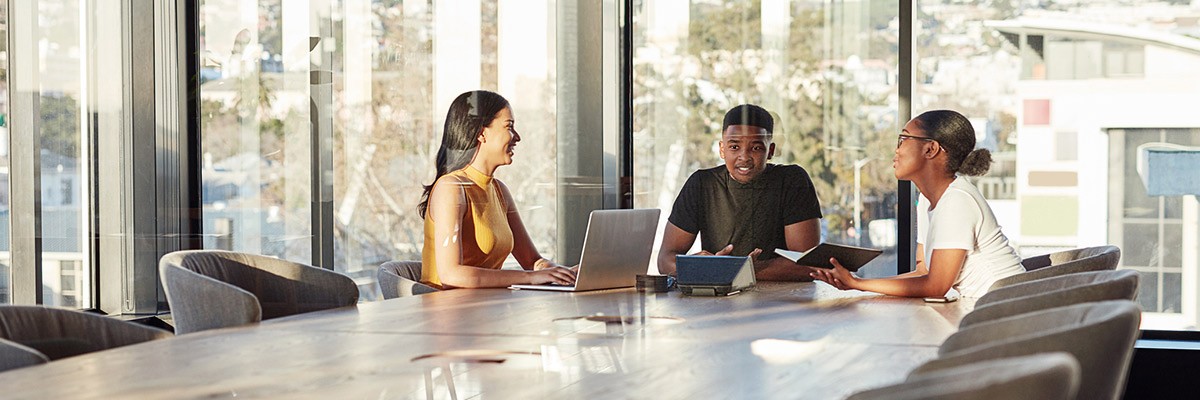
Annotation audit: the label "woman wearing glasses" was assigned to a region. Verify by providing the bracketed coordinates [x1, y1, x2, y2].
[811, 110, 1024, 298]
[417, 90, 577, 289]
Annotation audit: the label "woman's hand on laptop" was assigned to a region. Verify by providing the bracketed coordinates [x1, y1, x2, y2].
[528, 266, 577, 286]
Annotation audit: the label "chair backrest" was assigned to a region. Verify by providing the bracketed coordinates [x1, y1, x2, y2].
[961, 270, 1139, 328]
[160, 250, 359, 334]
[848, 352, 1080, 400]
[990, 245, 1120, 290]
[917, 300, 1140, 400]
[378, 261, 438, 299]
[0, 305, 170, 362]
[0, 339, 49, 373]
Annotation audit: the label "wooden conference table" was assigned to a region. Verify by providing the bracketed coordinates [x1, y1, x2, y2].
[0, 282, 973, 399]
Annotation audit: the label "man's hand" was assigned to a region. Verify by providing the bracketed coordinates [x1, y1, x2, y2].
[692, 244, 734, 256]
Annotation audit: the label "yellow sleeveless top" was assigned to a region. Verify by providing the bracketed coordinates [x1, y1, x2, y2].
[421, 166, 514, 288]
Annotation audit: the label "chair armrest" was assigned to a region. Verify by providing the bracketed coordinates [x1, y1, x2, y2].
[160, 263, 262, 335]
[0, 339, 49, 372]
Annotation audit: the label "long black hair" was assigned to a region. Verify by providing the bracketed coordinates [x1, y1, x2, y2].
[912, 110, 992, 176]
[418, 90, 510, 218]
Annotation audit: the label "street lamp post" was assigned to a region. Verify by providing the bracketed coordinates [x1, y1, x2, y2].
[853, 157, 873, 246]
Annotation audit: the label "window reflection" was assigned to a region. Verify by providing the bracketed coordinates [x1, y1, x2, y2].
[632, 0, 901, 277]
[23, 0, 120, 309]
[199, 1, 313, 265]
[917, 0, 1200, 331]
[200, 1, 560, 298]
[0, 0, 9, 303]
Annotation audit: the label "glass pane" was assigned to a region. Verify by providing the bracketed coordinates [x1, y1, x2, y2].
[633, 0, 900, 273]
[1122, 129, 1158, 219]
[919, 1, 1200, 331]
[1122, 223, 1158, 268]
[1136, 270, 1159, 312]
[29, 0, 119, 309]
[326, 1, 558, 296]
[199, 1, 312, 263]
[201, 1, 563, 298]
[1164, 224, 1182, 269]
[327, 1, 437, 293]
[1164, 272, 1182, 314]
[0, 0, 9, 304]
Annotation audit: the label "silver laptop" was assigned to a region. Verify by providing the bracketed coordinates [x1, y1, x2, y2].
[510, 208, 660, 292]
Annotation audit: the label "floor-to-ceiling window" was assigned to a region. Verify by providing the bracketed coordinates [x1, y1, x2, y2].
[199, 1, 567, 298]
[1109, 128, 1200, 325]
[0, 1, 9, 304]
[915, 0, 1200, 331]
[3, 0, 1198, 338]
[4, 0, 128, 309]
[198, 0, 314, 266]
[632, 0, 901, 277]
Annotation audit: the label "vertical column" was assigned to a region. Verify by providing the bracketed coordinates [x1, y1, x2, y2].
[148, 0, 195, 313]
[602, 0, 620, 209]
[9, 0, 44, 304]
[1183, 196, 1198, 326]
[311, 0, 336, 269]
[619, 0, 633, 209]
[897, 0, 916, 274]
[76, 0, 94, 307]
[556, 0, 609, 263]
[96, 0, 130, 312]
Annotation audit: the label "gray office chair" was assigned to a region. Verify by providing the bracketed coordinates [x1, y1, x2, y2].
[160, 250, 359, 335]
[989, 245, 1120, 290]
[0, 339, 48, 373]
[916, 300, 1140, 400]
[847, 352, 1080, 400]
[378, 261, 438, 299]
[0, 305, 170, 370]
[961, 270, 1139, 328]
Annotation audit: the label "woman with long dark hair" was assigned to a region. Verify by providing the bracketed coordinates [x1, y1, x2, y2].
[811, 110, 1024, 298]
[418, 90, 576, 289]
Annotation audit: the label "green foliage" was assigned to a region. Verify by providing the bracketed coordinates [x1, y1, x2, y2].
[39, 94, 79, 158]
[653, 0, 901, 241]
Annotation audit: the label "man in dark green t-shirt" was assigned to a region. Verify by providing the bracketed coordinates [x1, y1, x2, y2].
[657, 104, 822, 281]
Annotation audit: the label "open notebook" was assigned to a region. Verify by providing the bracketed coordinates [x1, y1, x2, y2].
[775, 243, 882, 272]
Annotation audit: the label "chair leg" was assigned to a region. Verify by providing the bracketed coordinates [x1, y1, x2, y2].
[424, 368, 434, 400]
[443, 364, 458, 400]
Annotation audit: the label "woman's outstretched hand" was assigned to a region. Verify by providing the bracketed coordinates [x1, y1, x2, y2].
[809, 257, 857, 290]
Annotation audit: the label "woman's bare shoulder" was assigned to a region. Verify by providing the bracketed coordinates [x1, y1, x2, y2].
[429, 173, 470, 205]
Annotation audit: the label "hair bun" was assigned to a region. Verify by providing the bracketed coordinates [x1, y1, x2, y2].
[958, 148, 992, 176]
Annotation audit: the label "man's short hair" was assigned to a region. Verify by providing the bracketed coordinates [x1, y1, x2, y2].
[722, 104, 773, 134]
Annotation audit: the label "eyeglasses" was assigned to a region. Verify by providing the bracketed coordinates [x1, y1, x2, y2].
[897, 133, 937, 148]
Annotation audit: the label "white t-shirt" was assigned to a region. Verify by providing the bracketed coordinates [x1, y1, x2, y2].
[917, 176, 1024, 297]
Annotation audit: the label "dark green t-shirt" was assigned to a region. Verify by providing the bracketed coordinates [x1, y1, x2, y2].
[668, 164, 822, 259]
